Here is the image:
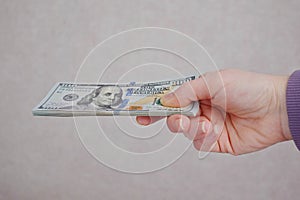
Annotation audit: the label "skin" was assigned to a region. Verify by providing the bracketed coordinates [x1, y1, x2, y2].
[94, 86, 123, 107]
[136, 69, 292, 155]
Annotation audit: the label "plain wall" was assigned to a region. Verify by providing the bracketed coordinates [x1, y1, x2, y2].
[1, 0, 300, 199]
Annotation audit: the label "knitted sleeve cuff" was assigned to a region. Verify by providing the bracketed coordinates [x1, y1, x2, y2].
[286, 70, 300, 150]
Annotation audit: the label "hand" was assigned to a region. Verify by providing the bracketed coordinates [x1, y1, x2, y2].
[136, 69, 292, 155]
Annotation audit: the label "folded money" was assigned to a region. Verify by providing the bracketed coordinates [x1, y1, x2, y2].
[32, 76, 199, 117]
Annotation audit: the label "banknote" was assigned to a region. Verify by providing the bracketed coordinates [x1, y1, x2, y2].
[32, 76, 199, 117]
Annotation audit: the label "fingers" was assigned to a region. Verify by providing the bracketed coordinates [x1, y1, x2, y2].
[166, 111, 224, 154]
[167, 114, 211, 140]
[161, 77, 210, 108]
[193, 138, 220, 153]
[166, 114, 190, 133]
[161, 71, 226, 109]
[136, 116, 165, 126]
[136, 114, 222, 153]
[196, 108, 225, 153]
[191, 123, 221, 153]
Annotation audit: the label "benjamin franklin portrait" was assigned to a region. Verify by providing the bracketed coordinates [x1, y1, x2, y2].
[77, 86, 123, 109]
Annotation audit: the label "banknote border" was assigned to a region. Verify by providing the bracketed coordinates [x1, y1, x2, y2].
[32, 82, 62, 114]
[32, 76, 199, 117]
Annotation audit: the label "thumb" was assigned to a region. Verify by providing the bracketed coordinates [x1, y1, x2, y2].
[161, 76, 211, 107]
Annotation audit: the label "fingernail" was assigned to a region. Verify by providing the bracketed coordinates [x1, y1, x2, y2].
[201, 121, 211, 133]
[161, 93, 174, 106]
[179, 117, 190, 132]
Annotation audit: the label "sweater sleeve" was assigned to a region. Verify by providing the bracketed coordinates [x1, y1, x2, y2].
[286, 70, 300, 150]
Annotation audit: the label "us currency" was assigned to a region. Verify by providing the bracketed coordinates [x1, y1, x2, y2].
[32, 76, 199, 117]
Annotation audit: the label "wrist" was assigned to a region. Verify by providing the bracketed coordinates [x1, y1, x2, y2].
[276, 75, 292, 141]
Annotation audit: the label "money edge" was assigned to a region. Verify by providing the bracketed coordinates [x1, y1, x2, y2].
[32, 76, 199, 117]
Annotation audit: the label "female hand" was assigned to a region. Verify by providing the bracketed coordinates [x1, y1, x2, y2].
[136, 69, 292, 155]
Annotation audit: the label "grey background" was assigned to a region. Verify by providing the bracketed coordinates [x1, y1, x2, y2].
[1, 0, 300, 199]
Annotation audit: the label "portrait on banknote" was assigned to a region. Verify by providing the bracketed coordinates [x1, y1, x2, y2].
[63, 85, 123, 111]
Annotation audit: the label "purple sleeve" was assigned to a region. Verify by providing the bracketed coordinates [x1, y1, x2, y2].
[286, 70, 300, 150]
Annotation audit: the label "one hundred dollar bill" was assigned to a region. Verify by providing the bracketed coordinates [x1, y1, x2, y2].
[32, 76, 199, 117]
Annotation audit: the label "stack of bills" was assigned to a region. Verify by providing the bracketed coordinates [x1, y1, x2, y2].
[32, 76, 199, 117]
